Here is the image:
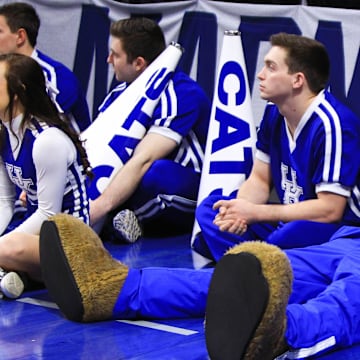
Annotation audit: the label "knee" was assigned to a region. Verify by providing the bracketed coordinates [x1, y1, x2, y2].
[0, 233, 25, 260]
[141, 159, 171, 190]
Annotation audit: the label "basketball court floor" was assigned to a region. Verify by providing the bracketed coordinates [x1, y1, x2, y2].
[1, 231, 360, 359]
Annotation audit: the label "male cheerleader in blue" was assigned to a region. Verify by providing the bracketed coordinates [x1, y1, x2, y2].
[89, 17, 210, 243]
[194, 32, 360, 261]
[0, 2, 91, 132]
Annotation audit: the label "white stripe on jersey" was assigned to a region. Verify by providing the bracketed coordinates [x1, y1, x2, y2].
[315, 101, 342, 183]
[174, 131, 203, 172]
[321, 99, 342, 181]
[33, 53, 58, 93]
[348, 185, 360, 217]
[157, 80, 177, 128]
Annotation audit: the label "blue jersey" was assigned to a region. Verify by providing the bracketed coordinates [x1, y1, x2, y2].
[98, 71, 211, 173]
[256, 89, 360, 225]
[0, 117, 89, 234]
[33, 49, 91, 132]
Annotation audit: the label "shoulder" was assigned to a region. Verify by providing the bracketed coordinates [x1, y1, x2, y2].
[320, 90, 360, 131]
[169, 71, 210, 104]
[33, 127, 75, 158]
[34, 49, 77, 81]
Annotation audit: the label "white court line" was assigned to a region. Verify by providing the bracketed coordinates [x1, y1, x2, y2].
[17, 297, 198, 336]
[117, 320, 198, 336]
[18, 297, 59, 309]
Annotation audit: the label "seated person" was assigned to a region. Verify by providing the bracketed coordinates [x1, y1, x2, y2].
[89, 17, 211, 243]
[194, 32, 360, 261]
[0, 54, 91, 299]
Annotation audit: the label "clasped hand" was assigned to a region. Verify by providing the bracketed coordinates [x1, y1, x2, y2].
[213, 198, 256, 235]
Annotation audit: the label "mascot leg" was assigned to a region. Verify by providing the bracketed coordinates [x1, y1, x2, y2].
[40, 213, 129, 322]
[205, 241, 293, 360]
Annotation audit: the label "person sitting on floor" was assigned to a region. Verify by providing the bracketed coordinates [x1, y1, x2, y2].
[89, 17, 211, 243]
[0, 54, 91, 299]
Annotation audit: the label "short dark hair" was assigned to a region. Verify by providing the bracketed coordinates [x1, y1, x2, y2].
[0, 2, 40, 47]
[110, 17, 166, 64]
[270, 32, 330, 93]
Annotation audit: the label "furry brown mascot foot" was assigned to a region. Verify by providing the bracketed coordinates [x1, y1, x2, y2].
[205, 241, 293, 360]
[40, 214, 129, 322]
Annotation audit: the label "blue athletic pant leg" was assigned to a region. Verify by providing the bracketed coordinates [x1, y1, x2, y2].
[194, 194, 276, 261]
[126, 159, 200, 224]
[267, 220, 342, 249]
[113, 267, 212, 319]
[285, 229, 360, 353]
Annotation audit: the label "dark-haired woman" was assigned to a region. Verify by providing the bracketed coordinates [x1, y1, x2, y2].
[0, 53, 91, 298]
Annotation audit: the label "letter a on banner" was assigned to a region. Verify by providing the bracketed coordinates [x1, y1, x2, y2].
[191, 31, 257, 260]
[81, 42, 183, 200]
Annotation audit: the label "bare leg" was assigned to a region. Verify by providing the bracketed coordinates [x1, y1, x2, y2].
[0, 232, 41, 281]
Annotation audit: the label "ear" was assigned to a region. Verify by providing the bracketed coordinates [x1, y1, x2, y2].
[133, 56, 148, 73]
[16, 28, 27, 47]
[292, 72, 305, 89]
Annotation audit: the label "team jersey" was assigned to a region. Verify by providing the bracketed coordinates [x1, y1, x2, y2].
[98, 71, 211, 173]
[0, 115, 89, 235]
[256, 89, 360, 225]
[32, 49, 91, 132]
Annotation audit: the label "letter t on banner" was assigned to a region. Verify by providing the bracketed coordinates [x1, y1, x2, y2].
[191, 30, 257, 264]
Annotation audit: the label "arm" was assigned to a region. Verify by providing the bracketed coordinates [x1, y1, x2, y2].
[236, 158, 272, 204]
[15, 128, 76, 235]
[0, 157, 16, 235]
[90, 132, 178, 226]
[213, 159, 347, 233]
[214, 191, 347, 233]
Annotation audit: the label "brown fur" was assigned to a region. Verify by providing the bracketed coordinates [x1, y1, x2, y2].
[226, 241, 293, 359]
[49, 214, 129, 322]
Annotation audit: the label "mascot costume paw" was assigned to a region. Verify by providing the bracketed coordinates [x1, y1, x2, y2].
[205, 241, 293, 360]
[40, 213, 129, 322]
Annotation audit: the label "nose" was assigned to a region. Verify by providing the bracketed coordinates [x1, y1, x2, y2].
[107, 53, 112, 64]
[257, 66, 265, 80]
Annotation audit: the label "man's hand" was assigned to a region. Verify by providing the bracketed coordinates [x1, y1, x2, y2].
[213, 198, 252, 235]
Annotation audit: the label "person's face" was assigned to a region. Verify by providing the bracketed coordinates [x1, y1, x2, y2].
[0, 16, 19, 54]
[0, 61, 10, 121]
[107, 37, 139, 83]
[257, 46, 295, 104]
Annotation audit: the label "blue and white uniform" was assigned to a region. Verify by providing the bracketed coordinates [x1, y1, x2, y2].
[32, 49, 91, 133]
[99, 71, 210, 226]
[0, 115, 89, 235]
[12, 49, 92, 223]
[195, 89, 360, 260]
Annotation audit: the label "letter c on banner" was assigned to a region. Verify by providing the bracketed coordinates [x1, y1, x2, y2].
[218, 61, 246, 106]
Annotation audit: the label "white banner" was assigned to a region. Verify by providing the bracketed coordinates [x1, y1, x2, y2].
[191, 30, 257, 246]
[81, 42, 183, 199]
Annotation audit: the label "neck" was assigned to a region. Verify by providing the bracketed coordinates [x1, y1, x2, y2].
[279, 92, 318, 135]
[15, 44, 34, 57]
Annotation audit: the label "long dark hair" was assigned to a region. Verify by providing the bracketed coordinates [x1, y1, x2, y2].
[0, 53, 92, 177]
